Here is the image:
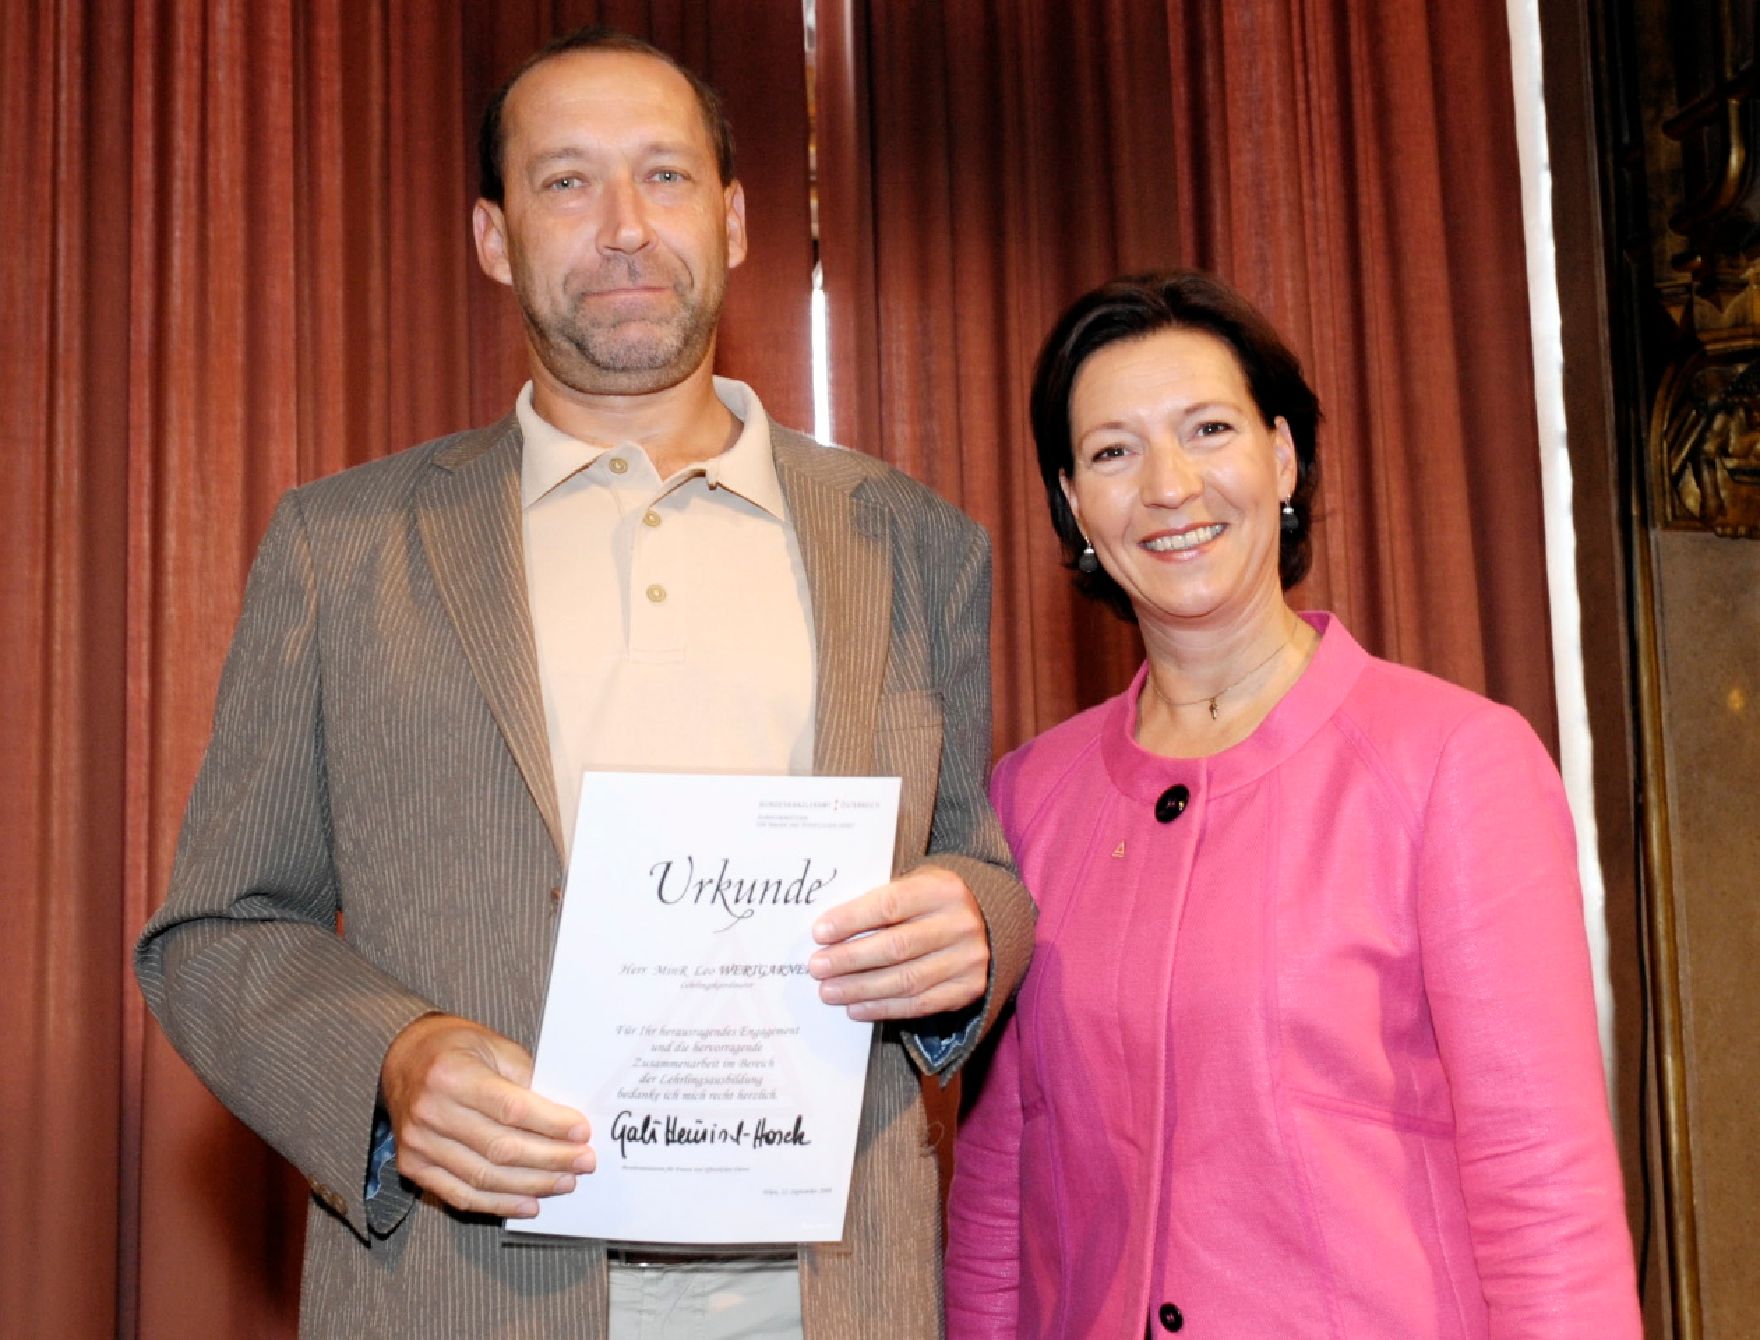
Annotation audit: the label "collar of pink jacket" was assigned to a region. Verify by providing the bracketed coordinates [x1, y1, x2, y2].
[1102, 610, 1359, 800]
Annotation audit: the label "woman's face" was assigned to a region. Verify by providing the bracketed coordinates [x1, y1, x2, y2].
[1062, 327, 1296, 630]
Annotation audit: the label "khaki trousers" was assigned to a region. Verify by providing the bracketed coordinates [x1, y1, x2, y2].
[608, 1261, 803, 1339]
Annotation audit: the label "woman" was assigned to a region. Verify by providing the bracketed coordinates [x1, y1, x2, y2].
[945, 272, 1640, 1338]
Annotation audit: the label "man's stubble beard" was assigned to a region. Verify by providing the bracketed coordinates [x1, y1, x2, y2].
[516, 253, 727, 397]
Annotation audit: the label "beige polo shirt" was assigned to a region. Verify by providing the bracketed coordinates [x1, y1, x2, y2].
[517, 377, 817, 859]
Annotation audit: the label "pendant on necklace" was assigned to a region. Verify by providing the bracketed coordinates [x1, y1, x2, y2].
[1208, 699, 1220, 720]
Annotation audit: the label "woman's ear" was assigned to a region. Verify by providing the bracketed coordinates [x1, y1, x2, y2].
[1059, 470, 1084, 530]
[1272, 417, 1298, 498]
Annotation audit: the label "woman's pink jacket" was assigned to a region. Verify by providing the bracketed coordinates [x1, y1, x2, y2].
[945, 615, 1639, 1338]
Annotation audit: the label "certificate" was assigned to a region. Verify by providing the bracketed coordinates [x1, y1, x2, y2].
[509, 771, 901, 1244]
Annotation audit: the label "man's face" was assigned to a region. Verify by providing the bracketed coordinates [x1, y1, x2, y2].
[473, 51, 747, 396]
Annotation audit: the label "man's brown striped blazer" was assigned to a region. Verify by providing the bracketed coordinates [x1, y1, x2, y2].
[135, 415, 1035, 1338]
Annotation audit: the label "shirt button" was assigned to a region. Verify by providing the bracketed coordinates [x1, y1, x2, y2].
[645, 584, 667, 604]
[643, 509, 662, 528]
[607, 456, 629, 475]
[1158, 1302, 1184, 1332]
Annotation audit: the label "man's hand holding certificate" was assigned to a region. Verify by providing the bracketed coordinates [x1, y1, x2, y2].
[807, 862, 991, 1022]
[510, 772, 906, 1245]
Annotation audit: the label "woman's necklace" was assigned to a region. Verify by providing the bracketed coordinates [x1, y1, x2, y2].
[1147, 636, 1294, 721]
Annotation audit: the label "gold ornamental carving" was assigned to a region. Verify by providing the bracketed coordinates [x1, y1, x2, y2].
[1652, 324, 1760, 537]
[1646, 4, 1759, 540]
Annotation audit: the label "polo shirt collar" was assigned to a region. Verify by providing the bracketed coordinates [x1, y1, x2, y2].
[517, 376, 784, 519]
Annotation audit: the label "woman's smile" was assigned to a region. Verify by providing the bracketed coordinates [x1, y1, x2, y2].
[1139, 522, 1227, 555]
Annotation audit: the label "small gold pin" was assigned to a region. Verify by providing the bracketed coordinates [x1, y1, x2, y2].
[1111, 841, 1127, 859]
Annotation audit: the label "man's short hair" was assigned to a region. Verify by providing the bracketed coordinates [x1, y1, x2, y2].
[477, 25, 737, 205]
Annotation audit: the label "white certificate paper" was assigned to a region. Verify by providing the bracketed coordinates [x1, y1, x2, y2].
[510, 771, 901, 1245]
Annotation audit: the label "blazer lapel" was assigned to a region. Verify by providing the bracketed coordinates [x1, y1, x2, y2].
[773, 430, 890, 778]
[414, 416, 566, 861]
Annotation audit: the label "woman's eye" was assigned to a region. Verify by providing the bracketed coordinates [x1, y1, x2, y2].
[1089, 443, 1129, 463]
[1194, 420, 1233, 438]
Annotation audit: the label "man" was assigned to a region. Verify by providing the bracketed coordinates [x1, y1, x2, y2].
[135, 27, 1032, 1340]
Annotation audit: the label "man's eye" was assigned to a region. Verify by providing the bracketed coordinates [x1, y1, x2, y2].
[651, 169, 686, 184]
[546, 175, 583, 191]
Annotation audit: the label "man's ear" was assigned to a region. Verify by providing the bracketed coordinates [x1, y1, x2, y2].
[723, 180, 748, 272]
[473, 199, 514, 287]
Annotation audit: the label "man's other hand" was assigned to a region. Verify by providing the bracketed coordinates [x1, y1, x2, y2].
[379, 1014, 595, 1219]
[807, 864, 989, 1021]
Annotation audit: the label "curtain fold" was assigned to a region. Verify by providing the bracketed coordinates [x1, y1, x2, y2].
[818, 0, 1559, 755]
[2, 3, 132, 1334]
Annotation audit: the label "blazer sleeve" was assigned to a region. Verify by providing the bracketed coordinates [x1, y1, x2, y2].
[1417, 704, 1641, 1336]
[902, 515, 1035, 1078]
[134, 493, 436, 1243]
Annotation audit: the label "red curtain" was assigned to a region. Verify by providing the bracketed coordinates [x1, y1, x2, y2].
[3, 5, 133, 1335]
[817, 0, 1558, 754]
[2, 0, 1553, 1333]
